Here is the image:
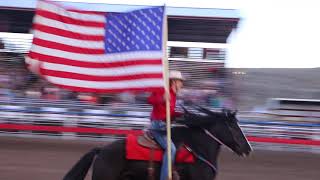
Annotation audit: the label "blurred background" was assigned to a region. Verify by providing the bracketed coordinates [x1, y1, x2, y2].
[0, 0, 319, 180]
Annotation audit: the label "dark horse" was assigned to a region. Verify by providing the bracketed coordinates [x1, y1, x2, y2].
[63, 107, 252, 180]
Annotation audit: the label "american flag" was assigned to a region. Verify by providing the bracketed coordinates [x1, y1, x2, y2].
[26, 0, 165, 93]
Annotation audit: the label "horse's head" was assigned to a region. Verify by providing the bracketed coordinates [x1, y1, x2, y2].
[180, 106, 252, 157]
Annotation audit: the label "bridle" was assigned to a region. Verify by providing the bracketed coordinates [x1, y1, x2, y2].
[184, 128, 225, 175]
[202, 111, 239, 153]
[184, 113, 239, 175]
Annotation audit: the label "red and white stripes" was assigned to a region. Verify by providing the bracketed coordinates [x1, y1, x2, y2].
[26, 0, 164, 92]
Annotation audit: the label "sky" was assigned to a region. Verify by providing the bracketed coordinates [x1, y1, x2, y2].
[52, 0, 320, 68]
[227, 0, 320, 68]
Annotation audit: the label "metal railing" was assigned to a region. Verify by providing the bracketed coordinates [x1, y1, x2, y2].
[0, 99, 319, 153]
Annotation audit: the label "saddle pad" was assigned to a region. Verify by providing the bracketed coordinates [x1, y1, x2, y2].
[126, 134, 194, 163]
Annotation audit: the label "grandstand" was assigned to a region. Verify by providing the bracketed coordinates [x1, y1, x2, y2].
[0, 1, 238, 108]
[231, 68, 320, 110]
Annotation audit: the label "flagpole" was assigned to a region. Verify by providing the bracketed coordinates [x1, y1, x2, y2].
[162, 5, 173, 180]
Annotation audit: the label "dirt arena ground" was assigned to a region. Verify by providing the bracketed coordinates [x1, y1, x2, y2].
[0, 136, 319, 180]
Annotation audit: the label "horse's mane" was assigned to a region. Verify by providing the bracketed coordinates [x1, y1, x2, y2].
[177, 105, 227, 128]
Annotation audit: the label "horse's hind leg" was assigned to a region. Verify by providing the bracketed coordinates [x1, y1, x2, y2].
[91, 140, 127, 180]
[92, 155, 120, 180]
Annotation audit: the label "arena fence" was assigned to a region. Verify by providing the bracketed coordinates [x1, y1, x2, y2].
[0, 99, 319, 154]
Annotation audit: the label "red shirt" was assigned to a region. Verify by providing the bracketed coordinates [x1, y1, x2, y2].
[148, 89, 181, 122]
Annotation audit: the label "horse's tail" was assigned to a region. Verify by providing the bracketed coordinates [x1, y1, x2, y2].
[63, 147, 101, 180]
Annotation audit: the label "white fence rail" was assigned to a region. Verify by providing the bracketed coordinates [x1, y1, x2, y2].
[0, 99, 319, 153]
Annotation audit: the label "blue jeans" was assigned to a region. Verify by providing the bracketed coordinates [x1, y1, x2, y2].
[150, 121, 176, 180]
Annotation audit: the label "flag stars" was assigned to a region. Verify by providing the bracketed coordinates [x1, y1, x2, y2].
[150, 20, 156, 26]
[146, 26, 151, 32]
[109, 30, 118, 40]
[143, 13, 153, 22]
[140, 11, 145, 16]
[140, 12, 149, 21]
[137, 18, 143, 24]
[124, 16, 130, 23]
[136, 26, 141, 32]
[149, 11, 155, 17]
[132, 14, 138, 19]
[106, 7, 163, 52]
[133, 13, 143, 23]
[142, 21, 147, 28]
[150, 11, 161, 22]
[141, 30, 146, 36]
[155, 15, 161, 22]
[146, 16, 153, 24]
[115, 37, 121, 43]
[111, 23, 123, 35]
[114, 16, 127, 29]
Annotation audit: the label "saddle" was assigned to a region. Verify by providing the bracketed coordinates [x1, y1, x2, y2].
[126, 133, 194, 163]
[137, 130, 161, 150]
